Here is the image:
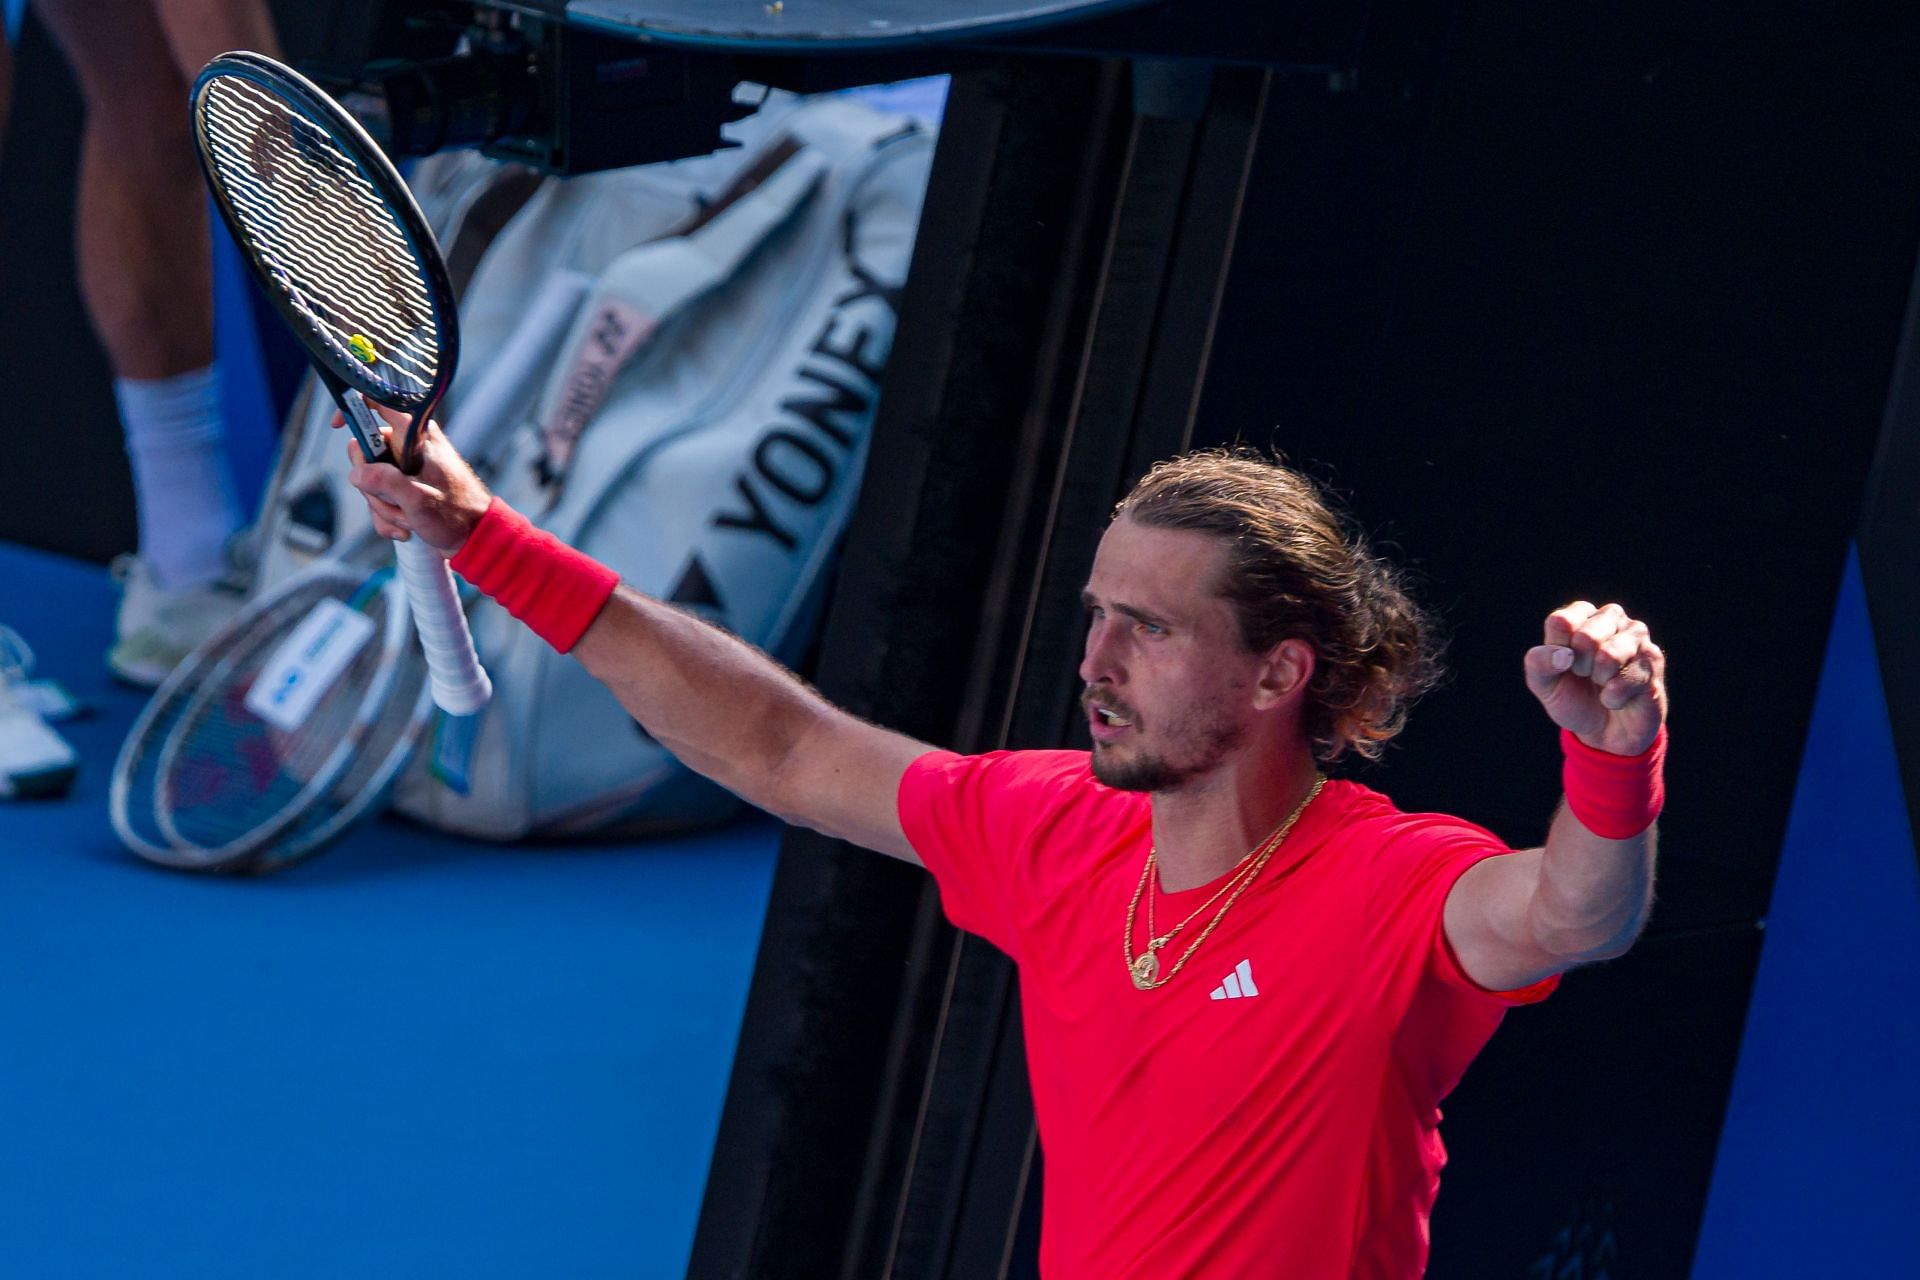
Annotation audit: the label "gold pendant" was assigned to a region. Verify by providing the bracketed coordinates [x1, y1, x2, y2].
[1130, 951, 1159, 989]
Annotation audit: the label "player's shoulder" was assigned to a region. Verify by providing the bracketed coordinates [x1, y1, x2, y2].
[921, 744, 1090, 775]
[906, 749, 1130, 856]
[1319, 778, 1505, 862]
[914, 747, 1118, 818]
[926, 747, 1096, 794]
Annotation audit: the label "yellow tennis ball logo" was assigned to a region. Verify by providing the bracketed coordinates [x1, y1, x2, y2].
[346, 333, 379, 364]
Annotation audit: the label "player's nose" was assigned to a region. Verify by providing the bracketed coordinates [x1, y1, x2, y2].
[1078, 618, 1121, 687]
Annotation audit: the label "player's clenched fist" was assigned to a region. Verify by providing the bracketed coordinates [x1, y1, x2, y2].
[1524, 602, 1667, 757]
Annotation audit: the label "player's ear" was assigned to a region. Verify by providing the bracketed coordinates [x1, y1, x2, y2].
[1251, 638, 1314, 710]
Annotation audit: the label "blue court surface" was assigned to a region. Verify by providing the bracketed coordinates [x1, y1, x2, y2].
[0, 542, 780, 1277]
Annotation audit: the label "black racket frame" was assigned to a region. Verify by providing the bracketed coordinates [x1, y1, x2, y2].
[190, 50, 460, 477]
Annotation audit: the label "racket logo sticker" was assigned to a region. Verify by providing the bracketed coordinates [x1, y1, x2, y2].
[244, 598, 378, 732]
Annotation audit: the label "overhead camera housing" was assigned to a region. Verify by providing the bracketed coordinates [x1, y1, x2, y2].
[309, 0, 1364, 174]
[315, 11, 761, 173]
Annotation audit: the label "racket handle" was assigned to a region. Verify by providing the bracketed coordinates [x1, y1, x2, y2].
[395, 536, 492, 716]
[341, 389, 398, 465]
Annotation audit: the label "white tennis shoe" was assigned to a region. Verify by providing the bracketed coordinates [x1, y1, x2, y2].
[0, 626, 79, 800]
[106, 554, 245, 688]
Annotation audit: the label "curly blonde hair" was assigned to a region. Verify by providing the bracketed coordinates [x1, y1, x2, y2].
[1112, 447, 1442, 762]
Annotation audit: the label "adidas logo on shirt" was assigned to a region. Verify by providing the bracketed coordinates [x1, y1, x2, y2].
[1209, 959, 1259, 1001]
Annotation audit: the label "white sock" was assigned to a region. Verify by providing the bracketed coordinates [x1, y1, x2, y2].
[116, 365, 243, 589]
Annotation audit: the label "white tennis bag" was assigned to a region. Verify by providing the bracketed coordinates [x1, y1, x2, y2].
[252, 91, 934, 839]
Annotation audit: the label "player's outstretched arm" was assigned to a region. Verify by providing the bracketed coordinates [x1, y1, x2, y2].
[1444, 601, 1668, 992]
[345, 420, 930, 864]
[569, 593, 930, 861]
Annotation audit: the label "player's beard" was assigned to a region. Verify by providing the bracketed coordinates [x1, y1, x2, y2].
[1089, 697, 1246, 793]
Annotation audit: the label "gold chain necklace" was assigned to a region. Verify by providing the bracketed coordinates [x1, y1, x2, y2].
[1124, 775, 1326, 991]
[1145, 774, 1328, 950]
[1144, 846, 1262, 964]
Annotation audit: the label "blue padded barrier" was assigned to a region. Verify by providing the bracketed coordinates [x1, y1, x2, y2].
[1691, 547, 1920, 1276]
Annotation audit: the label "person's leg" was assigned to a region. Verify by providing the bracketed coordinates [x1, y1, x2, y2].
[38, 0, 276, 681]
[149, 0, 279, 75]
[38, 0, 211, 382]
[41, 0, 278, 377]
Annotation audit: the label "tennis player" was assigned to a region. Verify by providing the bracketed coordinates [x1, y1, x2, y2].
[349, 427, 1667, 1278]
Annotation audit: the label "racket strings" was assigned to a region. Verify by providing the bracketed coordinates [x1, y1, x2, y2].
[155, 581, 396, 851]
[114, 553, 433, 872]
[198, 76, 441, 402]
[114, 589, 317, 858]
[205, 80, 429, 332]
[257, 650, 429, 871]
[211, 165, 435, 387]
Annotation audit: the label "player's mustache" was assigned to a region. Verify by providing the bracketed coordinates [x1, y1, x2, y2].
[1081, 688, 1138, 724]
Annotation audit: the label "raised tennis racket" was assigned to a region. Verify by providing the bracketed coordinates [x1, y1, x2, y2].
[190, 51, 490, 716]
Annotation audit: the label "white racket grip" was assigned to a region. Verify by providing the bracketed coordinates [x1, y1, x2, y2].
[395, 537, 492, 715]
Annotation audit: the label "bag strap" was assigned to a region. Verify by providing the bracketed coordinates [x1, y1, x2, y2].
[446, 267, 594, 462]
[529, 138, 830, 498]
[445, 166, 545, 301]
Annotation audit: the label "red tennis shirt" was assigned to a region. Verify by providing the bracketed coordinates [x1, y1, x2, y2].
[897, 749, 1556, 1279]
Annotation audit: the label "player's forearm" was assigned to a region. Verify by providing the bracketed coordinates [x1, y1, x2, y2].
[1515, 600, 1669, 964]
[1526, 728, 1667, 961]
[1527, 806, 1655, 961]
[570, 586, 828, 814]
[444, 496, 826, 817]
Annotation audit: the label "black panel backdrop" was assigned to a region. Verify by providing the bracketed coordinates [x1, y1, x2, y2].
[700, 2, 1920, 1277]
[0, 9, 127, 562]
[1196, 3, 1920, 1273]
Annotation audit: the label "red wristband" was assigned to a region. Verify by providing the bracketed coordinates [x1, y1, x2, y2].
[1560, 726, 1667, 839]
[450, 497, 618, 654]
